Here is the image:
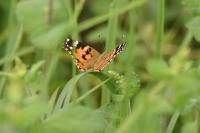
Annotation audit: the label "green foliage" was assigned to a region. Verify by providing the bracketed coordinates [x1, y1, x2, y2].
[16, 0, 69, 49]
[187, 17, 200, 42]
[183, 0, 200, 43]
[148, 59, 172, 80]
[41, 105, 106, 133]
[108, 71, 140, 100]
[182, 0, 200, 16]
[0, 0, 200, 133]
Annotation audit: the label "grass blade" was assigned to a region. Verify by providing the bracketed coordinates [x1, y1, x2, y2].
[166, 111, 180, 133]
[54, 72, 87, 113]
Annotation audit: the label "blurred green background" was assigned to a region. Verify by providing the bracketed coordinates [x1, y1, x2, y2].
[0, 0, 200, 133]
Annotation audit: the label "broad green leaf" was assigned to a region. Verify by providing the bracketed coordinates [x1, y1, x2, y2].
[41, 105, 106, 133]
[171, 69, 200, 109]
[183, 0, 200, 43]
[182, 0, 200, 16]
[16, 0, 70, 49]
[181, 121, 197, 133]
[148, 59, 172, 80]
[4, 95, 48, 127]
[116, 91, 171, 133]
[186, 16, 200, 42]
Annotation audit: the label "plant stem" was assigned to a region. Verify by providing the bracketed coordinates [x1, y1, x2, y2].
[72, 78, 111, 104]
[79, 0, 147, 32]
[47, 0, 53, 24]
[156, 0, 165, 58]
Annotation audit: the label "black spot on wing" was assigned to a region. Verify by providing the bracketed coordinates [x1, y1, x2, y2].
[86, 50, 90, 55]
[82, 55, 87, 60]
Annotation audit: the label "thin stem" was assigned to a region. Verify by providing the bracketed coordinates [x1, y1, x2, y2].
[79, 0, 147, 32]
[72, 78, 111, 104]
[0, 47, 34, 65]
[71, 0, 85, 78]
[47, 0, 53, 24]
[180, 32, 193, 50]
[156, 0, 165, 58]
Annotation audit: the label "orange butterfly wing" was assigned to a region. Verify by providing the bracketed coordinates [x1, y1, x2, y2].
[75, 46, 100, 71]
[64, 38, 125, 72]
[93, 43, 125, 71]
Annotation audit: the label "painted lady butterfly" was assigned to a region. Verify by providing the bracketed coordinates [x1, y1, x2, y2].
[64, 38, 125, 72]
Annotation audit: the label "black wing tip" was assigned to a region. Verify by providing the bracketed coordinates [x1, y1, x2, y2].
[65, 38, 73, 46]
[64, 38, 73, 54]
[115, 43, 126, 54]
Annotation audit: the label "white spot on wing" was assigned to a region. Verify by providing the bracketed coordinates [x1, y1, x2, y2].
[74, 41, 79, 46]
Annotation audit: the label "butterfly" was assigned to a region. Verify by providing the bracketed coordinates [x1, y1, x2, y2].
[64, 38, 125, 72]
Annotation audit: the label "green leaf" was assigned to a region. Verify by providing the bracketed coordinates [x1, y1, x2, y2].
[54, 72, 87, 113]
[9, 95, 48, 127]
[16, 0, 70, 49]
[186, 16, 200, 42]
[25, 60, 44, 83]
[147, 59, 172, 80]
[47, 88, 59, 117]
[181, 121, 197, 133]
[182, 0, 200, 16]
[166, 111, 180, 133]
[122, 72, 140, 99]
[54, 72, 117, 113]
[182, 0, 200, 43]
[171, 69, 200, 109]
[41, 105, 106, 133]
[108, 71, 140, 101]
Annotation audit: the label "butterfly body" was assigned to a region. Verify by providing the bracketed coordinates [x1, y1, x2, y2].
[64, 38, 125, 72]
